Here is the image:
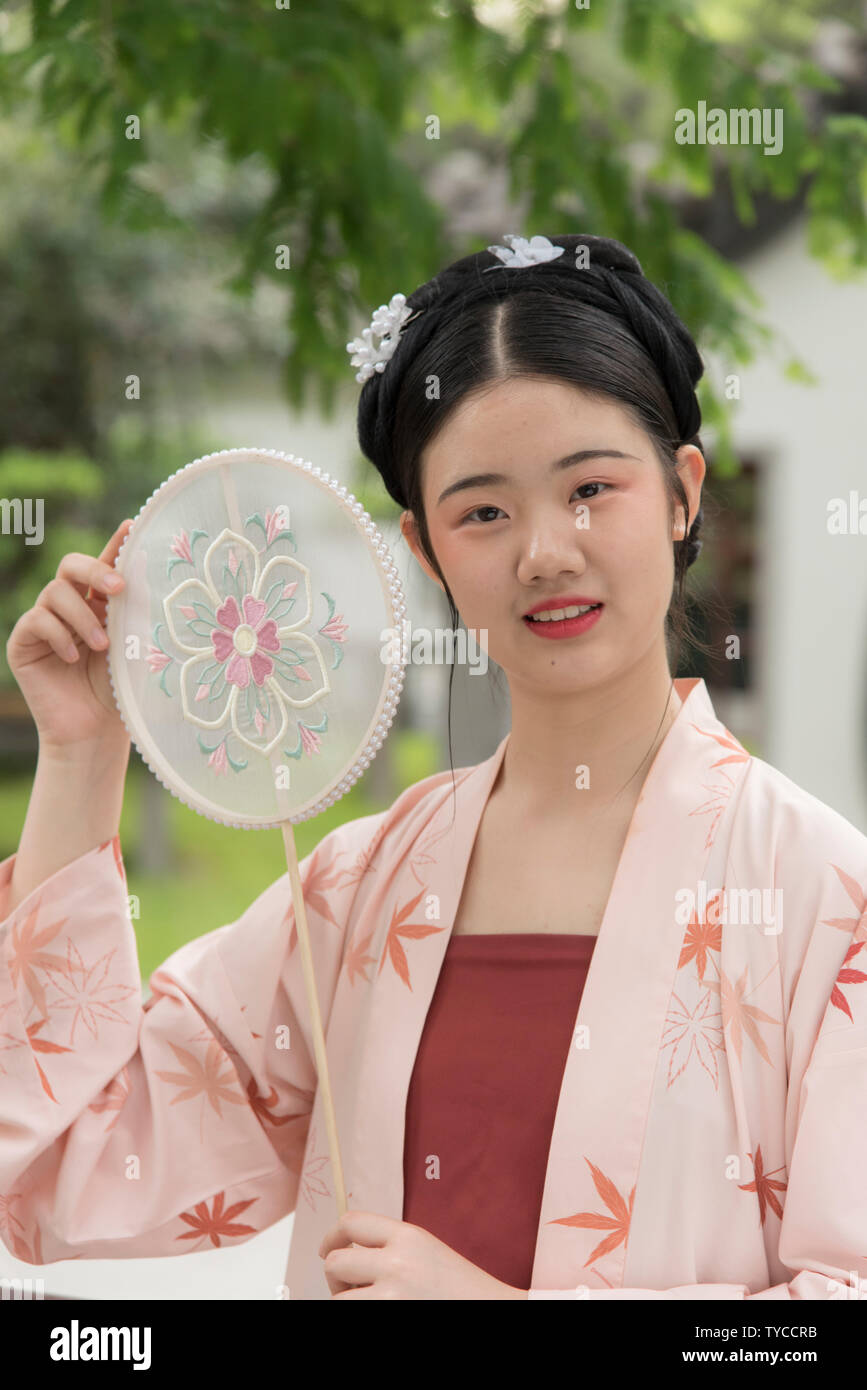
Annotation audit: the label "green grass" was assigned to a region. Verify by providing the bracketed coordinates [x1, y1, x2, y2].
[1, 728, 441, 982]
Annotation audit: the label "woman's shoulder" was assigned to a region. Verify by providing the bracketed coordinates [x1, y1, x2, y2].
[308, 754, 482, 874]
[728, 754, 867, 1036]
[736, 751, 867, 867]
[731, 754, 866, 974]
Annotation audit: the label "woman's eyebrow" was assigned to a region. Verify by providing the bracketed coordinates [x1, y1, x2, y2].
[436, 449, 637, 507]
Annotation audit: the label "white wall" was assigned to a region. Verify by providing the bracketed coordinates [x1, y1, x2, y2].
[709, 220, 867, 830]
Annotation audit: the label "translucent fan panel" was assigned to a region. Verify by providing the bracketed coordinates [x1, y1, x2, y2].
[106, 449, 406, 827]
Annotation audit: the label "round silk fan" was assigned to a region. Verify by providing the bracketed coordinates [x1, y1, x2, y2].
[106, 447, 408, 1218]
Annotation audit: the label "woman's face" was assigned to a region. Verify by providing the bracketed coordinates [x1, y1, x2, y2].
[400, 377, 705, 694]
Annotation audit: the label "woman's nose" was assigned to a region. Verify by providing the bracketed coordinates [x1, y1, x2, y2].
[515, 508, 588, 583]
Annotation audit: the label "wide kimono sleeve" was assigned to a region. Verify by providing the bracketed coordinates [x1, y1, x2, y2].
[529, 772, 867, 1301]
[0, 819, 375, 1265]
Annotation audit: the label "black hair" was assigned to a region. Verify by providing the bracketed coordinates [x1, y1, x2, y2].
[355, 232, 710, 797]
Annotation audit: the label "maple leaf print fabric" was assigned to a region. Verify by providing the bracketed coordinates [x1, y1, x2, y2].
[528, 752, 867, 1299]
[0, 825, 362, 1263]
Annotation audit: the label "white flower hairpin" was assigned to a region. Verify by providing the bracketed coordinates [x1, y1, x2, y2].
[484, 233, 565, 269]
[346, 234, 564, 383]
[346, 293, 418, 384]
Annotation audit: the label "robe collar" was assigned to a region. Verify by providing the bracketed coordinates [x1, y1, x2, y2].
[349, 676, 752, 1290]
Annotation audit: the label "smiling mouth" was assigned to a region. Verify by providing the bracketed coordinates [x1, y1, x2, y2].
[524, 602, 602, 623]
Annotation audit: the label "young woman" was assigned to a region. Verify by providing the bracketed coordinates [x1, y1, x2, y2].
[2, 233, 865, 1301]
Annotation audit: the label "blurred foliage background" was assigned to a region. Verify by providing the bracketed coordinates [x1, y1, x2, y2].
[1, 0, 866, 964]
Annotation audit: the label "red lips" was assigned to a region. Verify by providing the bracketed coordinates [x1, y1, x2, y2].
[523, 595, 602, 617]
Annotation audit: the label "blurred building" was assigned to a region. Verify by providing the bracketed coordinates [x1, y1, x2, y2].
[709, 217, 867, 831]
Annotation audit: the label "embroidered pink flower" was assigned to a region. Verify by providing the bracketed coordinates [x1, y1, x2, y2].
[146, 645, 171, 673]
[320, 614, 348, 642]
[208, 741, 229, 776]
[210, 595, 281, 689]
[299, 724, 322, 755]
[265, 509, 288, 544]
[162, 527, 335, 758]
[171, 531, 193, 564]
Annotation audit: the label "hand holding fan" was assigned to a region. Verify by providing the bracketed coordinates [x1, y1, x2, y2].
[106, 447, 408, 1219]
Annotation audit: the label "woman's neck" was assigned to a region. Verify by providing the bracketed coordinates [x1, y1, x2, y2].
[496, 652, 682, 821]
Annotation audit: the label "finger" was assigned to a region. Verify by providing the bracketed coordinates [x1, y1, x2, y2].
[318, 1228, 353, 1258]
[323, 1251, 370, 1296]
[14, 606, 84, 663]
[56, 551, 126, 603]
[323, 1264, 355, 1296]
[89, 519, 134, 606]
[35, 578, 110, 650]
[323, 1245, 381, 1289]
[98, 517, 134, 567]
[318, 1211, 393, 1258]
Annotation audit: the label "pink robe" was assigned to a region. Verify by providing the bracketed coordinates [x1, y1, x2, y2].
[1, 676, 866, 1300]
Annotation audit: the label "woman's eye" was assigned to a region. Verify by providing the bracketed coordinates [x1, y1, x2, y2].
[461, 482, 607, 525]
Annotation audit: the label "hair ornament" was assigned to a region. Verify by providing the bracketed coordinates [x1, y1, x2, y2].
[346, 292, 421, 384]
[346, 234, 568, 384]
[483, 233, 566, 269]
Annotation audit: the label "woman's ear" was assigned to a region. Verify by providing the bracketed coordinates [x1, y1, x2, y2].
[399, 510, 446, 593]
[674, 445, 706, 532]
